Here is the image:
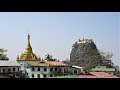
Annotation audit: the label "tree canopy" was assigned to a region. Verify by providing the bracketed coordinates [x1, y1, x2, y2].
[45, 54, 56, 61]
[0, 48, 9, 60]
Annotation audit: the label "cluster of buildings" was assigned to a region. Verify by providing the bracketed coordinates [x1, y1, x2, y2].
[78, 38, 93, 44]
[0, 34, 85, 78]
[0, 34, 119, 78]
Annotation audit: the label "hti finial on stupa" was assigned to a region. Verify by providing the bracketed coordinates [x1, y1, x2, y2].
[28, 33, 30, 42]
[24, 33, 33, 54]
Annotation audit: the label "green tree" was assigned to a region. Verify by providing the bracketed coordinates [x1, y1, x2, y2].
[99, 51, 114, 67]
[45, 54, 56, 61]
[62, 58, 71, 65]
[0, 48, 9, 60]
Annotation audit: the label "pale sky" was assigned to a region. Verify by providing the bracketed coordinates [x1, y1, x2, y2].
[0, 12, 119, 67]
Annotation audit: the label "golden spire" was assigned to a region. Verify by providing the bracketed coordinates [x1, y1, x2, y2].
[17, 33, 41, 61]
[24, 33, 33, 54]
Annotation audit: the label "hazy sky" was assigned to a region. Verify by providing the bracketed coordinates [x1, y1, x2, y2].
[0, 12, 119, 67]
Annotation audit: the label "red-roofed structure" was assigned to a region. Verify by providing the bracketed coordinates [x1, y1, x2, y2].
[89, 72, 119, 78]
[26, 60, 71, 78]
[80, 72, 119, 78]
[80, 75, 96, 78]
[30, 61, 69, 67]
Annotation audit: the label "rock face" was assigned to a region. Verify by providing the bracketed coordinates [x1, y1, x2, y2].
[70, 38, 102, 69]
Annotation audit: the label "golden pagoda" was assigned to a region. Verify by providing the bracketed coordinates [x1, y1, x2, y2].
[17, 34, 41, 61]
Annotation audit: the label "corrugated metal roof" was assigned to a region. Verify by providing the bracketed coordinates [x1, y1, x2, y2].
[91, 66, 115, 72]
[0, 60, 20, 66]
[89, 72, 119, 78]
[80, 72, 119, 78]
[80, 75, 96, 78]
[72, 65, 83, 69]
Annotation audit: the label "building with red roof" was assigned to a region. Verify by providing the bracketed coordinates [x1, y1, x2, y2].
[25, 60, 71, 78]
[80, 72, 119, 78]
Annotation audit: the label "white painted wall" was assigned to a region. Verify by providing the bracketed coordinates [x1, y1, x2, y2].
[68, 67, 84, 75]
[26, 67, 60, 78]
[0, 67, 20, 73]
[17, 61, 39, 71]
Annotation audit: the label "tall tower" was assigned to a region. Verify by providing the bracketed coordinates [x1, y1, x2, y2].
[17, 34, 41, 61]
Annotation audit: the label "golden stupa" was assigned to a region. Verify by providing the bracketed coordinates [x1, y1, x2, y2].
[17, 34, 41, 61]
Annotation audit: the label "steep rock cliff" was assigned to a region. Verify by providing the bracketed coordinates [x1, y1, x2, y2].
[70, 39, 102, 69]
